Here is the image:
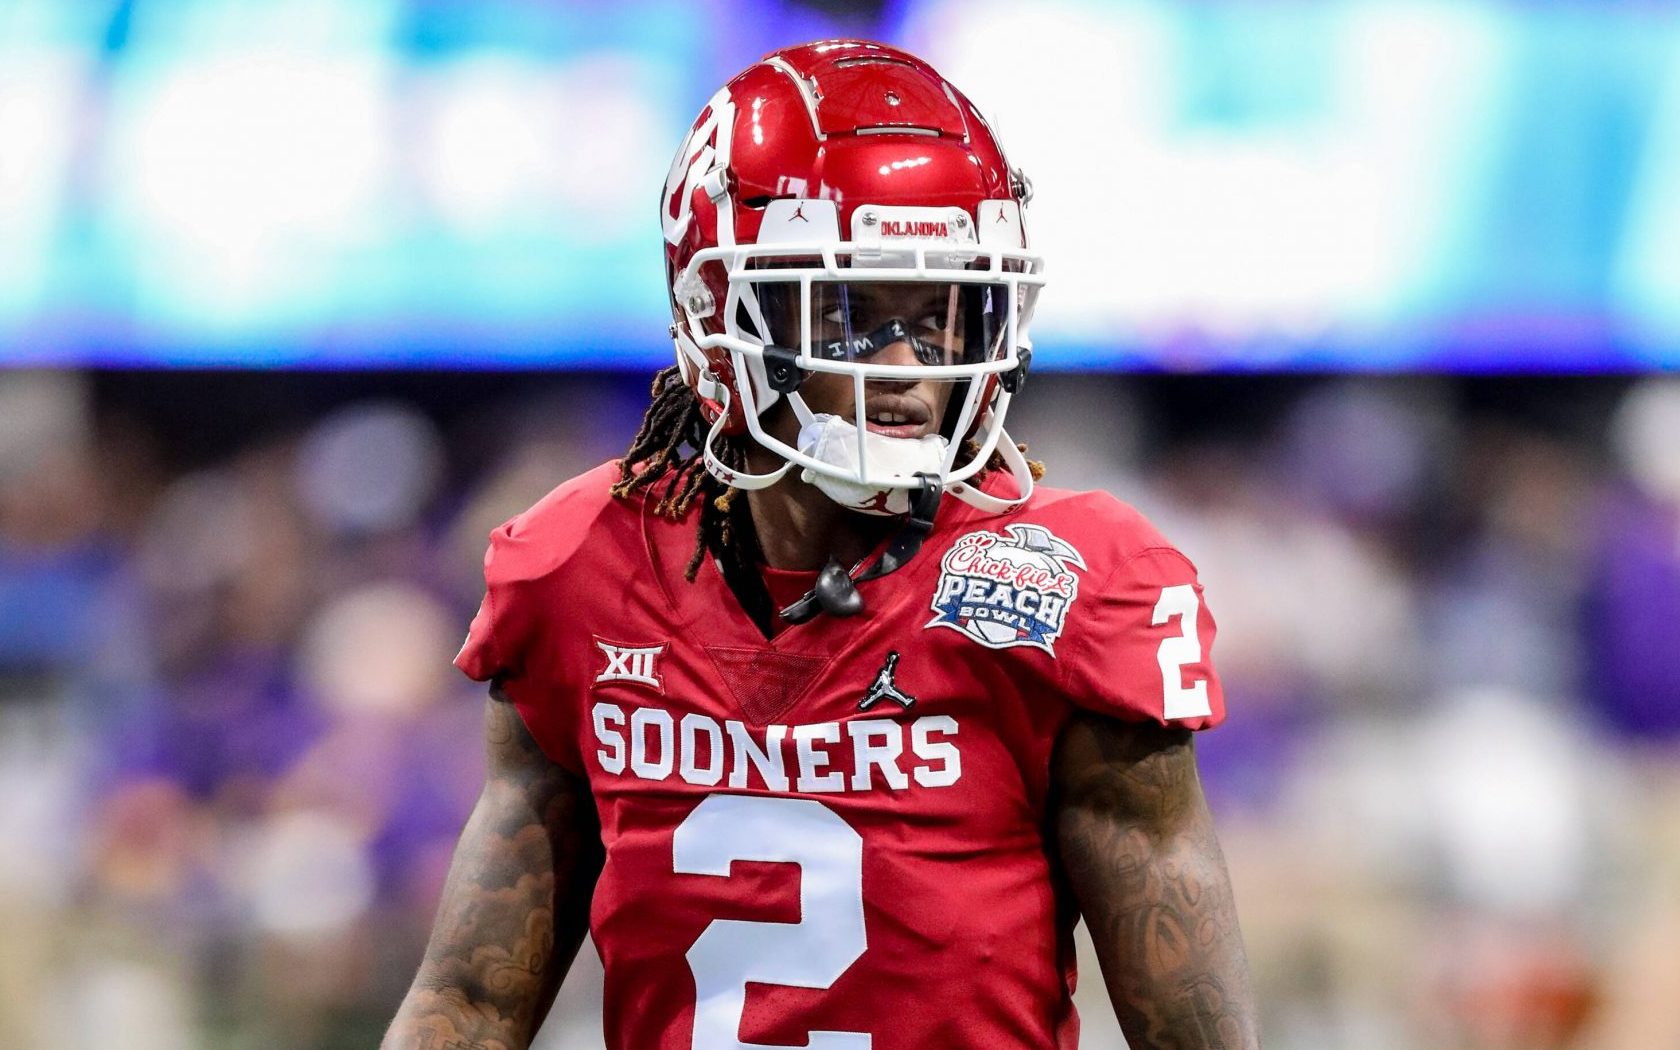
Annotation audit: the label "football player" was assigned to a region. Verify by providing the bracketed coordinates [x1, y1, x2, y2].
[385, 40, 1259, 1050]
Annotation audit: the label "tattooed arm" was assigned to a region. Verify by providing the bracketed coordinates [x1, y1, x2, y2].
[383, 689, 603, 1050]
[1053, 714, 1260, 1050]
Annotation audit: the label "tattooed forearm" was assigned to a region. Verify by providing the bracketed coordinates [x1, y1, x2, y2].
[383, 692, 603, 1050]
[1053, 717, 1260, 1050]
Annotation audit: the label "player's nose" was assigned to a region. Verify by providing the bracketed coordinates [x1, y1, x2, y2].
[873, 332, 922, 368]
[865, 342, 920, 395]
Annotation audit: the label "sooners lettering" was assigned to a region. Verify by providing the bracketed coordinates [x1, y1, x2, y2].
[590, 701, 962, 794]
[880, 220, 950, 238]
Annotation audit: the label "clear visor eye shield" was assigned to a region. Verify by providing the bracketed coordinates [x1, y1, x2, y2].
[675, 222, 1046, 516]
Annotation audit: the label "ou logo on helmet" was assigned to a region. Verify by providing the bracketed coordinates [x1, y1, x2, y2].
[662, 88, 736, 249]
[661, 88, 743, 431]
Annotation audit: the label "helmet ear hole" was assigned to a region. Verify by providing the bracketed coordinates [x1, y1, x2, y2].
[676, 272, 716, 320]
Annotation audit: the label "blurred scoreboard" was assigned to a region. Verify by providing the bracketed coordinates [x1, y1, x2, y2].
[2, 0, 1678, 370]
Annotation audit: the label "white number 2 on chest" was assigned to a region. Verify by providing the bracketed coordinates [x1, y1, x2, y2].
[673, 794, 871, 1050]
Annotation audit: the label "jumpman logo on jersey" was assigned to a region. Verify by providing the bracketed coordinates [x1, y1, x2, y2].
[790, 202, 810, 223]
[858, 650, 916, 711]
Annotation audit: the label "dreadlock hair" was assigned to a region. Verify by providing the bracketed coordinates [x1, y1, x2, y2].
[611, 366, 743, 575]
[611, 365, 1045, 623]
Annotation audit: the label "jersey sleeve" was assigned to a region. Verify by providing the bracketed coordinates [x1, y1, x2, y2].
[454, 519, 586, 773]
[1057, 545, 1226, 731]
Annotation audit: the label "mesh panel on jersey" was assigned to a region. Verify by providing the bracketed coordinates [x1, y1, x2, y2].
[704, 646, 830, 725]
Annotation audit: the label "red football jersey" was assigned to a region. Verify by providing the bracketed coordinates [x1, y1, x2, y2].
[456, 462, 1225, 1050]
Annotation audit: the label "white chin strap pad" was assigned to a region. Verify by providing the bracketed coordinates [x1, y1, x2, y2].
[706, 406, 1035, 520]
[797, 414, 948, 517]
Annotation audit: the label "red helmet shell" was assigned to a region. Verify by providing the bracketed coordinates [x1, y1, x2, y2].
[662, 40, 1026, 431]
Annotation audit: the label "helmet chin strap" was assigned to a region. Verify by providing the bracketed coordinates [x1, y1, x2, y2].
[944, 427, 1035, 514]
[701, 408, 792, 491]
[779, 473, 943, 625]
[700, 383, 1034, 625]
[774, 436, 1033, 624]
[706, 396, 1035, 512]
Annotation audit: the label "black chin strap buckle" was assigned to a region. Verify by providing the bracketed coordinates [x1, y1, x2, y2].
[863, 473, 941, 580]
[763, 344, 804, 394]
[1000, 345, 1032, 395]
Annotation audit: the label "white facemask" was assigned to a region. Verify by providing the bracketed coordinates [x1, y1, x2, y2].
[797, 413, 949, 516]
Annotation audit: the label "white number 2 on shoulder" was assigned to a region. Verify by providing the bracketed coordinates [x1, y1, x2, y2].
[1152, 584, 1212, 720]
[674, 794, 871, 1050]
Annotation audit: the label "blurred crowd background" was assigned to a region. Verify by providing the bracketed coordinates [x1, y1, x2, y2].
[3, 369, 1679, 1050]
[4, 0, 1680, 1048]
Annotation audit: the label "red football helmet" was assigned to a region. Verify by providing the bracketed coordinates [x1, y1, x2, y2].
[661, 40, 1044, 514]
